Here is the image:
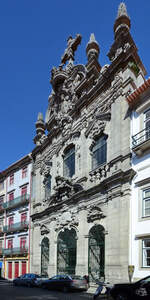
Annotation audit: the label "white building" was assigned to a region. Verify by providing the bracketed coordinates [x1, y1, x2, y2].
[127, 78, 150, 280]
[0, 154, 32, 279]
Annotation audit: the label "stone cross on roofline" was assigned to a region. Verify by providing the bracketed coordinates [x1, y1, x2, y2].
[60, 34, 82, 67]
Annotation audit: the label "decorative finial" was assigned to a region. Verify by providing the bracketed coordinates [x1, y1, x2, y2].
[35, 112, 45, 138]
[37, 112, 44, 121]
[89, 33, 96, 43]
[114, 2, 130, 35]
[117, 2, 128, 18]
[86, 33, 100, 61]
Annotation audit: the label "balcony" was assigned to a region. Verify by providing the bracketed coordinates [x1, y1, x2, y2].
[132, 127, 150, 156]
[3, 221, 29, 234]
[2, 194, 30, 210]
[2, 246, 28, 256]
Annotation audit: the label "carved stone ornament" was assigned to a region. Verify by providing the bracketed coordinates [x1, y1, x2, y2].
[55, 209, 79, 231]
[111, 74, 123, 101]
[40, 157, 52, 178]
[87, 205, 105, 223]
[89, 120, 106, 141]
[60, 34, 82, 66]
[89, 163, 110, 182]
[40, 224, 50, 235]
[47, 176, 83, 207]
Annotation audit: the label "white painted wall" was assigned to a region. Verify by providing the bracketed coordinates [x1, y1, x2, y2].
[131, 108, 150, 280]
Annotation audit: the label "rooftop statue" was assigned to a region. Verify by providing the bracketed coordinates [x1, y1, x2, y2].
[60, 34, 82, 66]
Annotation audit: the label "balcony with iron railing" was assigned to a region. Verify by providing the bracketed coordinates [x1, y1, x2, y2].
[3, 221, 29, 234]
[132, 127, 150, 155]
[2, 194, 30, 210]
[2, 246, 28, 256]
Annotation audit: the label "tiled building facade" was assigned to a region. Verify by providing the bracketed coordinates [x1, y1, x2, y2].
[0, 155, 32, 279]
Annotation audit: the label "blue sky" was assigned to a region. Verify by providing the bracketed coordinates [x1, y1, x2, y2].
[0, 0, 150, 170]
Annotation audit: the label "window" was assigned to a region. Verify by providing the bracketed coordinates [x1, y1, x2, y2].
[45, 175, 51, 199]
[21, 213, 27, 224]
[21, 186, 27, 199]
[0, 181, 4, 191]
[0, 196, 4, 209]
[8, 217, 14, 228]
[20, 237, 26, 249]
[142, 189, 150, 217]
[9, 174, 14, 185]
[144, 109, 150, 139]
[8, 239, 13, 249]
[63, 146, 75, 178]
[92, 135, 107, 170]
[0, 241, 2, 253]
[9, 192, 14, 201]
[22, 166, 27, 179]
[142, 239, 150, 267]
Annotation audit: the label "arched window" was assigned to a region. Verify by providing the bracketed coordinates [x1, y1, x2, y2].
[57, 228, 77, 275]
[45, 175, 51, 199]
[63, 146, 75, 178]
[88, 225, 105, 281]
[92, 135, 107, 170]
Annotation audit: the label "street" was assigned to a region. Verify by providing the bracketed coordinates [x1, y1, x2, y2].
[0, 280, 97, 300]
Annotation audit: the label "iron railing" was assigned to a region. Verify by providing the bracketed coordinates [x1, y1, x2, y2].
[2, 194, 30, 210]
[132, 127, 150, 148]
[3, 221, 29, 233]
[2, 247, 28, 256]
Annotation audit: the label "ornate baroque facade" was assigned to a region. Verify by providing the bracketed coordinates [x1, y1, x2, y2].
[30, 3, 146, 283]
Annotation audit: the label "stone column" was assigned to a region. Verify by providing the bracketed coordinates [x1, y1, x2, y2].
[76, 210, 89, 275]
[48, 224, 57, 277]
[32, 224, 41, 274]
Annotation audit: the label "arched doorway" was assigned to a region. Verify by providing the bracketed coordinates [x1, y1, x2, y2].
[88, 225, 105, 281]
[41, 237, 49, 275]
[57, 228, 77, 275]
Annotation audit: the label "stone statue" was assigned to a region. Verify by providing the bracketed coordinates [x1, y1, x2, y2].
[61, 34, 82, 66]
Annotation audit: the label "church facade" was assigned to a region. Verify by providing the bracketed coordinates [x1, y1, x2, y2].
[30, 4, 146, 283]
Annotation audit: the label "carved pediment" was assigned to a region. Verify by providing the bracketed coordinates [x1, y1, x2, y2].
[87, 206, 105, 223]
